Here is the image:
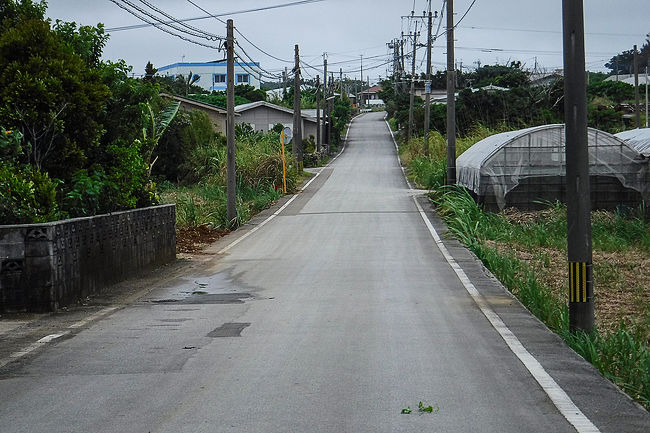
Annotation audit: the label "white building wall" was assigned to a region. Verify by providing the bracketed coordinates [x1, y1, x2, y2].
[157, 62, 262, 92]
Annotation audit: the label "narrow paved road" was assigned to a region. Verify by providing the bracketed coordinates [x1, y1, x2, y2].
[1, 112, 648, 432]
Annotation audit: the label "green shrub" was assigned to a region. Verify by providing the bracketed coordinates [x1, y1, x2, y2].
[0, 165, 60, 223]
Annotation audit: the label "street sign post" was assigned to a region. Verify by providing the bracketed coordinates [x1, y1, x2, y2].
[280, 127, 292, 194]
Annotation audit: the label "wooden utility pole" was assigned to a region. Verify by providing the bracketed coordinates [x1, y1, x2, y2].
[634, 45, 641, 128]
[446, 1, 456, 185]
[226, 19, 237, 228]
[316, 75, 321, 153]
[293, 44, 303, 167]
[424, 10, 433, 157]
[407, 24, 418, 143]
[563, 0, 593, 333]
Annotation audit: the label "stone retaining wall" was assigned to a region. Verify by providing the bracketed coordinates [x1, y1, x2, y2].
[0, 205, 175, 312]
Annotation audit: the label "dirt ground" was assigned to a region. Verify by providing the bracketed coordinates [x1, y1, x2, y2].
[176, 225, 229, 253]
[491, 210, 650, 341]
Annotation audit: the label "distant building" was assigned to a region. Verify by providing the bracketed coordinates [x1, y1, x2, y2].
[157, 61, 262, 92]
[359, 85, 384, 106]
[604, 74, 645, 86]
[235, 101, 318, 139]
[160, 93, 238, 133]
[529, 70, 563, 87]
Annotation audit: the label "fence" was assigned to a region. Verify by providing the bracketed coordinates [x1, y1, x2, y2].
[0, 205, 176, 312]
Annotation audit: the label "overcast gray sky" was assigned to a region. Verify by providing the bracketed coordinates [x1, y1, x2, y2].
[45, 0, 649, 83]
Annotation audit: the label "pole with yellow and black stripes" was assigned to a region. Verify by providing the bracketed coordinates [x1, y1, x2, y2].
[563, 0, 594, 333]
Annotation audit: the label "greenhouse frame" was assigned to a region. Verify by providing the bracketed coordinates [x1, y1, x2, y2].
[456, 124, 650, 211]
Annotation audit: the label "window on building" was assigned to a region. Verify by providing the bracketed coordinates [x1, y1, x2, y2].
[214, 74, 226, 83]
[236, 74, 249, 84]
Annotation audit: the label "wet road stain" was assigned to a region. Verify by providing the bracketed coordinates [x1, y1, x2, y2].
[207, 323, 251, 337]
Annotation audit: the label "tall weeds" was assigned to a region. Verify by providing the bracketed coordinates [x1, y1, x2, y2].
[432, 185, 650, 409]
[161, 130, 297, 230]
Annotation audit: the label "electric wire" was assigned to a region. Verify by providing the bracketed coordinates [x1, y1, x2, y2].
[108, 0, 222, 49]
[185, 0, 293, 64]
[138, 0, 222, 40]
[106, 0, 325, 33]
[455, 0, 479, 28]
[116, 0, 221, 41]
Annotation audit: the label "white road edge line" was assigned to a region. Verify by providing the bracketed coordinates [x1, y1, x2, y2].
[384, 118, 600, 433]
[218, 115, 359, 254]
[0, 115, 366, 370]
[0, 305, 122, 369]
[68, 306, 119, 329]
[0, 332, 69, 369]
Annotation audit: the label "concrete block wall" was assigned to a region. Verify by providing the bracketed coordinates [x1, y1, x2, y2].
[0, 205, 175, 312]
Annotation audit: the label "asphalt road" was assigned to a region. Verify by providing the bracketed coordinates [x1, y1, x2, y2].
[1, 112, 648, 432]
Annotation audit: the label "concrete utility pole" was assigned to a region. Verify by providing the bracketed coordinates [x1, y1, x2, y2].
[446, 0, 456, 185]
[563, 0, 594, 333]
[293, 44, 303, 167]
[360, 55, 364, 108]
[424, 10, 433, 157]
[283, 67, 288, 98]
[226, 19, 237, 228]
[407, 23, 418, 143]
[323, 55, 328, 147]
[634, 45, 641, 128]
[400, 37, 405, 75]
[316, 75, 321, 153]
[340, 68, 343, 95]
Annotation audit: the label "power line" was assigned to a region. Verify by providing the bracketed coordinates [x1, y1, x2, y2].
[108, 0, 222, 49]
[115, 0, 221, 41]
[459, 24, 645, 38]
[106, 0, 325, 32]
[139, 0, 222, 40]
[455, 0, 479, 28]
[185, 0, 293, 64]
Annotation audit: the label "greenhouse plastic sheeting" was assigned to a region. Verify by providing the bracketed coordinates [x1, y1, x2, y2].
[457, 124, 650, 210]
[615, 128, 650, 157]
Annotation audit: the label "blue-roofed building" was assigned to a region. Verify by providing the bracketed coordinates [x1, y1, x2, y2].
[157, 61, 262, 92]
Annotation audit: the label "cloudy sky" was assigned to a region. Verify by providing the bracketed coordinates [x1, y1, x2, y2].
[45, 0, 649, 83]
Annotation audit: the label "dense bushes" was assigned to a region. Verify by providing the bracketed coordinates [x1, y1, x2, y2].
[160, 129, 300, 229]
[0, 1, 175, 223]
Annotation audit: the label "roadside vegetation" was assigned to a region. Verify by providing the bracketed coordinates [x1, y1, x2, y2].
[382, 53, 650, 409]
[0, 0, 353, 252]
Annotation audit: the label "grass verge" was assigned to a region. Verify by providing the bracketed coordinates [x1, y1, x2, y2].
[433, 185, 650, 410]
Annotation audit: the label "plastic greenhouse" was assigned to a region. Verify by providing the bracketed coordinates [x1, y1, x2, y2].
[456, 124, 650, 211]
[615, 128, 650, 157]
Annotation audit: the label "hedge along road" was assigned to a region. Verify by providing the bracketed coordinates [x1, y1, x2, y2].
[1, 112, 649, 432]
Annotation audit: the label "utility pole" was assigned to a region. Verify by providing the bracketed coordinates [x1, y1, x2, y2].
[424, 10, 434, 157]
[407, 23, 418, 143]
[323, 55, 328, 149]
[293, 44, 303, 168]
[316, 75, 321, 153]
[634, 45, 641, 128]
[645, 56, 650, 128]
[340, 68, 343, 96]
[563, 0, 593, 333]
[329, 72, 334, 147]
[360, 55, 364, 108]
[646, 60, 649, 128]
[283, 67, 288, 98]
[226, 19, 237, 228]
[398, 36, 406, 75]
[446, 0, 456, 185]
